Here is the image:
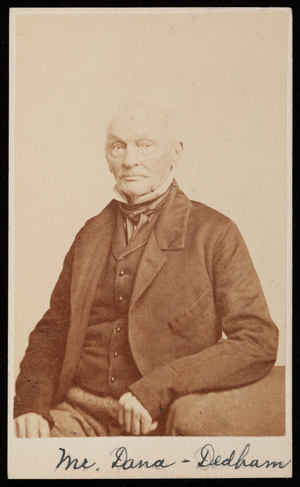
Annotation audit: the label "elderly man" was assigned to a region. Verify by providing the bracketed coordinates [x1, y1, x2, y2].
[14, 104, 278, 437]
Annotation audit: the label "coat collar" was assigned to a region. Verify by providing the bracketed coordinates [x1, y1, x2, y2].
[154, 180, 192, 250]
[77, 180, 192, 251]
[128, 182, 192, 311]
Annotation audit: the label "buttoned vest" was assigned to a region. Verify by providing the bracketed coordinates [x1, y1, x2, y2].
[73, 209, 159, 399]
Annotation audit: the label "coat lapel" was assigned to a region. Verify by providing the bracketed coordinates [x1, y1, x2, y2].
[129, 181, 192, 311]
[58, 201, 118, 397]
[129, 232, 167, 311]
[71, 219, 116, 319]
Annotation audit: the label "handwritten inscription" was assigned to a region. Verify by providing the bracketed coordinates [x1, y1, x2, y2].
[56, 448, 96, 471]
[55, 444, 291, 473]
[195, 444, 291, 470]
[111, 446, 175, 470]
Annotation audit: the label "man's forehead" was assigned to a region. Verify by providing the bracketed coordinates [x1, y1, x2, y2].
[107, 107, 168, 137]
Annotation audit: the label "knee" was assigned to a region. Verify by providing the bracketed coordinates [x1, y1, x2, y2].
[165, 370, 286, 436]
[166, 393, 214, 436]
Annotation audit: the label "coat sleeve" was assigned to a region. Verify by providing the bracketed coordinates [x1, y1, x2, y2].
[129, 221, 279, 421]
[14, 241, 76, 427]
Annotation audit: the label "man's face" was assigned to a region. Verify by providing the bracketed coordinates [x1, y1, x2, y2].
[105, 108, 181, 202]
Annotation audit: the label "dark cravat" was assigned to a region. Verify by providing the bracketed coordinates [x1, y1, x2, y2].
[119, 183, 172, 242]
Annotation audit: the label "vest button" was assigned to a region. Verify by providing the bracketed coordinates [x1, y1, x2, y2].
[111, 377, 115, 382]
[119, 270, 125, 276]
[116, 327, 121, 332]
[119, 296, 123, 301]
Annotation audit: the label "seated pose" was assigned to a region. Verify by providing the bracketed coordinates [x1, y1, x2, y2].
[14, 104, 278, 437]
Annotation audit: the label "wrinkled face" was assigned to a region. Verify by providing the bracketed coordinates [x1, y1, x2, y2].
[105, 108, 182, 202]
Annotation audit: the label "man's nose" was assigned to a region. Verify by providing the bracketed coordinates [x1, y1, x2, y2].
[122, 144, 139, 168]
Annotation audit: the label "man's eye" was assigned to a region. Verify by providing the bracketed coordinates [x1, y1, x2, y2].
[110, 143, 126, 155]
[138, 141, 153, 148]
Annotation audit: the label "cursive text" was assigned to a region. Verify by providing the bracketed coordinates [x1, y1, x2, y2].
[195, 443, 291, 470]
[111, 446, 176, 470]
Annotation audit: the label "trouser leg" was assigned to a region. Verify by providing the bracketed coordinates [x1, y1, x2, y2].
[49, 386, 170, 437]
[49, 400, 122, 437]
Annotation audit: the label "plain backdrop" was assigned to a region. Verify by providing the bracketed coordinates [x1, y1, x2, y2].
[12, 9, 290, 378]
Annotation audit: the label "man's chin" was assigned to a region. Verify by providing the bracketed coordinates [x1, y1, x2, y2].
[120, 181, 150, 202]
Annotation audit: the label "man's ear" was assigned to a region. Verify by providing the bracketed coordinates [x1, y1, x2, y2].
[172, 142, 183, 168]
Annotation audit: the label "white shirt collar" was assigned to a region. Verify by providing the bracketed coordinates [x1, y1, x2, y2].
[112, 169, 175, 205]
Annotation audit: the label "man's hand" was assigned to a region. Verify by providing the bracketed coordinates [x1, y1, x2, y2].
[14, 413, 50, 438]
[118, 392, 158, 436]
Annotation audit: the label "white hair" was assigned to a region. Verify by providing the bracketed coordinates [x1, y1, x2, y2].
[106, 102, 182, 146]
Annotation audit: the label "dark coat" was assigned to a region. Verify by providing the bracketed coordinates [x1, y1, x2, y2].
[14, 182, 278, 422]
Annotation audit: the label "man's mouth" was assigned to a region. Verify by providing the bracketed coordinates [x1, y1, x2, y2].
[122, 175, 145, 180]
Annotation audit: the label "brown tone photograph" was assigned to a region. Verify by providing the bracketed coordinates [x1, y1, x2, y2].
[14, 101, 283, 438]
[9, 7, 291, 479]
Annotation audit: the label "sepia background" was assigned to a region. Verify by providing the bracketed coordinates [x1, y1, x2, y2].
[12, 9, 289, 378]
